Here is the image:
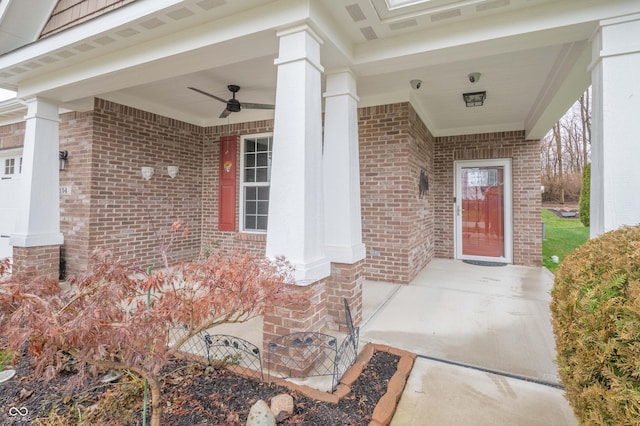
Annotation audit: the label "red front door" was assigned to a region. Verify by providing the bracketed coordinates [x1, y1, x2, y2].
[459, 165, 505, 258]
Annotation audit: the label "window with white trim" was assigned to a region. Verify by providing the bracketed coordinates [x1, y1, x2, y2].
[1, 152, 22, 179]
[240, 134, 272, 232]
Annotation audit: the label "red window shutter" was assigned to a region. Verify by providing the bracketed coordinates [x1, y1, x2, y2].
[218, 135, 237, 231]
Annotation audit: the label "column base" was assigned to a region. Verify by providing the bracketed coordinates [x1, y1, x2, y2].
[12, 245, 61, 279]
[263, 279, 327, 346]
[263, 279, 328, 374]
[325, 260, 364, 332]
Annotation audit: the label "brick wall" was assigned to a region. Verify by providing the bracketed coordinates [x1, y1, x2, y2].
[407, 105, 435, 277]
[81, 99, 204, 271]
[0, 122, 25, 149]
[358, 102, 434, 284]
[433, 131, 542, 266]
[58, 103, 275, 273]
[59, 111, 93, 277]
[263, 279, 327, 347]
[325, 260, 364, 331]
[12, 245, 60, 279]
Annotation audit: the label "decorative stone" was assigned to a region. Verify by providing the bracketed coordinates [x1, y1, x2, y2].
[99, 370, 123, 383]
[246, 399, 275, 426]
[0, 369, 15, 383]
[270, 393, 294, 422]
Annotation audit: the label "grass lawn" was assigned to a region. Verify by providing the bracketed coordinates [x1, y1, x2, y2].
[0, 349, 13, 371]
[542, 208, 590, 273]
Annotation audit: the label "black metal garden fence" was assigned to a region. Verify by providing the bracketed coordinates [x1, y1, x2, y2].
[174, 298, 359, 390]
[172, 326, 263, 380]
[266, 298, 359, 390]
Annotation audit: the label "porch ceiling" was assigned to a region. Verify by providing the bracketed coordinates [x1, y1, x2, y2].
[0, 0, 635, 138]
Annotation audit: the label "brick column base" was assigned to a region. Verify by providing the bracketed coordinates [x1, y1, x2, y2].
[263, 279, 328, 375]
[325, 260, 364, 332]
[263, 279, 327, 347]
[12, 245, 61, 279]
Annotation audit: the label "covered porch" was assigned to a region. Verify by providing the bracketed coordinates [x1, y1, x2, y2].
[1, 0, 639, 346]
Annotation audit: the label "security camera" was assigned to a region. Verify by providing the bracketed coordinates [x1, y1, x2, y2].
[468, 72, 481, 83]
[410, 79, 422, 90]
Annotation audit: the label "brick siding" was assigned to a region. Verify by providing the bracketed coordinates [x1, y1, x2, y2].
[57, 101, 275, 273]
[262, 279, 327, 348]
[59, 111, 94, 277]
[359, 102, 434, 284]
[62, 99, 204, 272]
[0, 122, 25, 149]
[325, 260, 364, 332]
[433, 131, 542, 266]
[12, 245, 60, 279]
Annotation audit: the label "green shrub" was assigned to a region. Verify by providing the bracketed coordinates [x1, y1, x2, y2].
[550, 226, 640, 425]
[579, 163, 590, 227]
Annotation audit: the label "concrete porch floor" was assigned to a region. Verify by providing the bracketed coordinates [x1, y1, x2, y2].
[212, 258, 578, 425]
[360, 258, 577, 426]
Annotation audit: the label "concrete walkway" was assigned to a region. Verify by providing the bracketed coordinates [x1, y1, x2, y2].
[359, 258, 578, 425]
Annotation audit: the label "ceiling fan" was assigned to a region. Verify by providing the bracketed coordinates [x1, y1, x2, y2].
[188, 84, 275, 118]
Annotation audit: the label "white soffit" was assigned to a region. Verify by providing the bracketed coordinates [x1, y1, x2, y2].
[0, 0, 58, 54]
[0, 0, 278, 88]
[370, 0, 556, 24]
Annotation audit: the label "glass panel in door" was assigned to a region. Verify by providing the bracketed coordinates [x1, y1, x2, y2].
[460, 166, 504, 257]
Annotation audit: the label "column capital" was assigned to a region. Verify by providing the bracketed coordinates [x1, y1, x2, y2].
[323, 69, 360, 101]
[23, 97, 60, 122]
[589, 12, 640, 70]
[274, 24, 324, 73]
[275, 24, 323, 45]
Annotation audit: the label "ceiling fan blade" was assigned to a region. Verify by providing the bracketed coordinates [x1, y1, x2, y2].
[240, 102, 275, 110]
[219, 108, 232, 119]
[188, 87, 227, 104]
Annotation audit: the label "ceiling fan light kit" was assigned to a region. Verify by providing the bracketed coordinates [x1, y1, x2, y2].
[188, 84, 275, 118]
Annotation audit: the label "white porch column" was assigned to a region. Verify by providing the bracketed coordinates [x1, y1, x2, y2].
[266, 25, 330, 284]
[590, 13, 640, 237]
[11, 98, 64, 247]
[323, 69, 366, 263]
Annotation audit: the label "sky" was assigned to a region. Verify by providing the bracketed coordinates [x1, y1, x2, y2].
[0, 88, 16, 101]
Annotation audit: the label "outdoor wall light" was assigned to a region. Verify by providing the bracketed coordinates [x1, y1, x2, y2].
[167, 165, 179, 179]
[141, 166, 155, 180]
[463, 91, 486, 107]
[468, 72, 481, 83]
[59, 150, 68, 171]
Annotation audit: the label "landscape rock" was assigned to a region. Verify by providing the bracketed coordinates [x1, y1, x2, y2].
[245, 399, 276, 426]
[270, 393, 294, 422]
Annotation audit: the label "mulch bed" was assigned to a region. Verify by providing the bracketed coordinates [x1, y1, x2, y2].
[0, 350, 399, 425]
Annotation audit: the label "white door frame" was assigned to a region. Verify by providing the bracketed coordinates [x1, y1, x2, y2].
[454, 158, 513, 263]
